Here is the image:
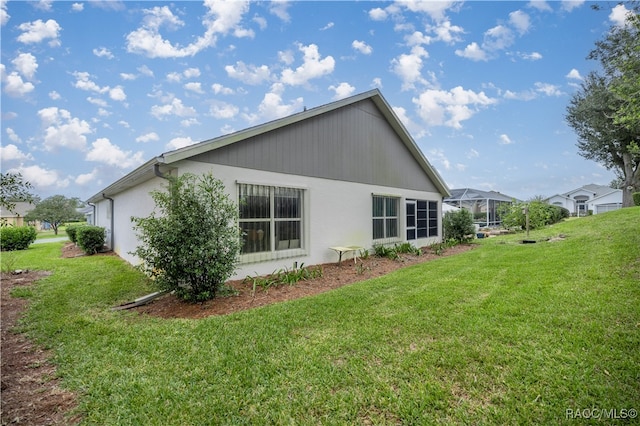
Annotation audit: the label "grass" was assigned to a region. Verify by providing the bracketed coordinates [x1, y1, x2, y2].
[9, 207, 640, 424]
[35, 225, 69, 240]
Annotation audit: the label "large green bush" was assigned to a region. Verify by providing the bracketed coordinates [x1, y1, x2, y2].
[500, 200, 569, 231]
[0, 225, 37, 251]
[633, 192, 640, 206]
[131, 173, 241, 302]
[76, 226, 105, 255]
[66, 224, 87, 244]
[443, 209, 476, 243]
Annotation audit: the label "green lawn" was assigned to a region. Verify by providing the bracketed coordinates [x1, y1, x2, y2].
[9, 207, 640, 424]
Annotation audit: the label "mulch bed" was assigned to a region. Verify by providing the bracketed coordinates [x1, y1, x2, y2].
[1, 242, 474, 424]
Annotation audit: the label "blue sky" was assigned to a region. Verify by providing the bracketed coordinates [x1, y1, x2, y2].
[1, 1, 634, 202]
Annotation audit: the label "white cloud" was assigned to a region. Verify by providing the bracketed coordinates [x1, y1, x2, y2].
[209, 101, 239, 119]
[120, 73, 137, 80]
[269, 0, 291, 22]
[566, 68, 583, 80]
[503, 89, 537, 101]
[35, 0, 53, 11]
[183, 67, 201, 79]
[150, 97, 197, 119]
[499, 134, 514, 145]
[93, 47, 114, 59]
[244, 84, 303, 123]
[17, 19, 61, 46]
[509, 10, 531, 35]
[455, 42, 487, 61]
[71, 3, 84, 12]
[0, 143, 33, 161]
[413, 86, 497, 129]
[75, 168, 98, 186]
[109, 86, 127, 101]
[320, 22, 334, 31]
[212, 83, 234, 95]
[391, 45, 430, 90]
[85, 137, 145, 169]
[5, 127, 21, 143]
[329, 82, 355, 100]
[428, 148, 451, 170]
[126, 1, 253, 58]
[12, 53, 38, 79]
[9, 164, 69, 189]
[609, 4, 632, 27]
[278, 49, 294, 65]
[253, 15, 267, 30]
[483, 25, 514, 51]
[1, 0, 10, 26]
[37, 107, 93, 151]
[534, 82, 563, 96]
[72, 71, 109, 93]
[181, 118, 200, 127]
[136, 132, 159, 143]
[87, 97, 108, 107]
[427, 20, 464, 44]
[467, 148, 480, 159]
[49, 90, 61, 100]
[166, 136, 196, 151]
[400, 1, 459, 22]
[518, 51, 542, 61]
[352, 40, 373, 55]
[528, 1, 552, 12]
[561, 0, 585, 12]
[281, 43, 335, 86]
[368, 7, 387, 21]
[2, 71, 35, 97]
[225, 61, 272, 85]
[184, 82, 204, 94]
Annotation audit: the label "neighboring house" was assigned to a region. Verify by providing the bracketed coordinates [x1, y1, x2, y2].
[87, 90, 451, 280]
[444, 188, 516, 226]
[546, 184, 623, 216]
[0, 202, 36, 227]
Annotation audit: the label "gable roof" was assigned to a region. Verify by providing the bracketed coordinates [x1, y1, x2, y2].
[546, 184, 619, 202]
[88, 90, 449, 202]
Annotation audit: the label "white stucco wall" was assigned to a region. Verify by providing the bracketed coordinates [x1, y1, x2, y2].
[94, 161, 443, 280]
[588, 190, 623, 214]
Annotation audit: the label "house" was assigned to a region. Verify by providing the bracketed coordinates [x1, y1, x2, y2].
[87, 90, 450, 280]
[444, 188, 516, 227]
[546, 184, 622, 216]
[0, 202, 36, 227]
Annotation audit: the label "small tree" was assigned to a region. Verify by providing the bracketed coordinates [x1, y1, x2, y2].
[131, 173, 241, 302]
[24, 195, 85, 235]
[443, 209, 476, 243]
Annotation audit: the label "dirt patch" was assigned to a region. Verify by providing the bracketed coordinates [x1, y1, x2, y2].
[1, 270, 79, 425]
[1, 242, 474, 423]
[134, 244, 475, 319]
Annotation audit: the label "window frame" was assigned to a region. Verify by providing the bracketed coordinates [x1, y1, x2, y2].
[406, 199, 439, 240]
[238, 183, 306, 262]
[372, 195, 401, 243]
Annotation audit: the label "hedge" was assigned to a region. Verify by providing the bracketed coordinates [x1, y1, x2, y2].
[76, 226, 106, 255]
[0, 226, 38, 251]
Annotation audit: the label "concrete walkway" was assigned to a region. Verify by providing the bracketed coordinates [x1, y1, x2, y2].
[33, 237, 69, 244]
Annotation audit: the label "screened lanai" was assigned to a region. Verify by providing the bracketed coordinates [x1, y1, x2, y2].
[444, 188, 516, 227]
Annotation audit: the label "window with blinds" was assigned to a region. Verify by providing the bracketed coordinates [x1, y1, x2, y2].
[238, 184, 303, 254]
[372, 195, 399, 241]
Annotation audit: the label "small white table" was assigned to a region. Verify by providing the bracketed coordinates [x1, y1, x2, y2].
[329, 246, 363, 264]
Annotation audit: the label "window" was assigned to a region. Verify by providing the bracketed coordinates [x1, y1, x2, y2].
[373, 196, 399, 240]
[239, 184, 303, 254]
[407, 199, 439, 240]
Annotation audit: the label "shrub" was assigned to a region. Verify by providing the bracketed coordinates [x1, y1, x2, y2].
[443, 209, 476, 243]
[0, 226, 37, 251]
[633, 192, 640, 206]
[499, 200, 568, 231]
[66, 224, 87, 244]
[76, 226, 105, 255]
[131, 173, 241, 302]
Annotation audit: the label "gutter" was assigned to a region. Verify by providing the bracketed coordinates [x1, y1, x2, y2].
[102, 193, 114, 250]
[154, 163, 169, 179]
